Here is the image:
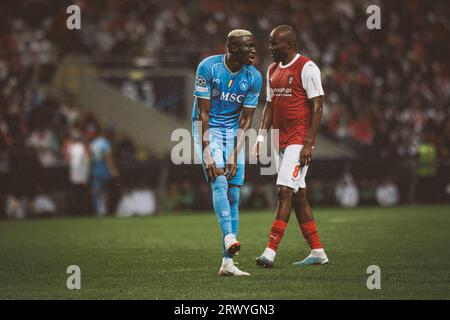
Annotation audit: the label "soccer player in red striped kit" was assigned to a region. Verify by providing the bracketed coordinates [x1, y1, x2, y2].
[252, 25, 329, 267]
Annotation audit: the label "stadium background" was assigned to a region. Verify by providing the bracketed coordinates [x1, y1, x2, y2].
[0, 0, 449, 301]
[1, 0, 449, 218]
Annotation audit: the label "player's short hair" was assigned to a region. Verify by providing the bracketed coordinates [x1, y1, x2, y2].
[272, 25, 297, 48]
[227, 29, 253, 49]
[227, 29, 253, 38]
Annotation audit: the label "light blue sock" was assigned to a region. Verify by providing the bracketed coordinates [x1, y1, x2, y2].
[220, 186, 241, 258]
[211, 175, 233, 239]
[228, 186, 240, 236]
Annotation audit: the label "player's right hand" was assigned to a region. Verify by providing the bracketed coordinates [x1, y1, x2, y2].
[203, 155, 218, 181]
[251, 142, 263, 161]
[299, 143, 314, 167]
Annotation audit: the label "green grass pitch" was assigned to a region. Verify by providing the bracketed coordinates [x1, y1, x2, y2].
[0, 205, 449, 299]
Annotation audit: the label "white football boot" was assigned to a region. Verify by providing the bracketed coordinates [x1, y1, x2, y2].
[256, 247, 276, 268]
[292, 248, 329, 266]
[218, 258, 250, 276]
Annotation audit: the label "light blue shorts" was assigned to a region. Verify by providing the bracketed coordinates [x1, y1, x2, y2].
[192, 121, 245, 186]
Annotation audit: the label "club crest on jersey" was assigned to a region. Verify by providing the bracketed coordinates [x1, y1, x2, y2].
[239, 81, 249, 91]
[287, 75, 294, 85]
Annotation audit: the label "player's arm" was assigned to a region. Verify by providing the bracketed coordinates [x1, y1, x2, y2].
[251, 68, 273, 160]
[198, 97, 217, 181]
[259, 100, 273, 135]
[194, 59, 217, 181]
[250, 100, 272, 161]
[300, 96, 323, 167]
[225, 106, 255, 180]
[300, 61, 325, 167]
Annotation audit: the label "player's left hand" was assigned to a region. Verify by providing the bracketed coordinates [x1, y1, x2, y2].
[225, 163, 237, 180]
[300, 143, 314, 167]
[225, 153, 238, 180]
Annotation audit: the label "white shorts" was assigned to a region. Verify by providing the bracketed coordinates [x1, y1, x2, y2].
[276, 144, 309, 192]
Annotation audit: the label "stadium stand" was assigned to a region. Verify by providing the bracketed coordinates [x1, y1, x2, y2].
[0, 0, 449, 217]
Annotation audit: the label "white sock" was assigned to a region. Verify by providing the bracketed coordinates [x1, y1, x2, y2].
[222, 257, 233, 266]
[263, 247, 276, 261]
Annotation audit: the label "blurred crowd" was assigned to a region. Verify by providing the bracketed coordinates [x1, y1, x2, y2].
[0, 7, 139, 172]
[0, 3, 139, 217]
[1, 0, 449, 218]
[71, 0, 450, 161]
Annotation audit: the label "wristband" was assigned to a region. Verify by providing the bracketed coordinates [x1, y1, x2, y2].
[256, 135, 265, 143]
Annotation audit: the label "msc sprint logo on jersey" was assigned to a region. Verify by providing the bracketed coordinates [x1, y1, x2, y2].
[220, 92, 245, 103]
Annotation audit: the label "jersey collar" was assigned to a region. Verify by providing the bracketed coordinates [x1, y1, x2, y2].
[223, 54, 242, 76]
[279, 53, 301, 69]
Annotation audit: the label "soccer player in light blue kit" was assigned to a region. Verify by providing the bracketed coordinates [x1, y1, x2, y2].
[192, 30, 262, 276]
[90, 129, 119, 216]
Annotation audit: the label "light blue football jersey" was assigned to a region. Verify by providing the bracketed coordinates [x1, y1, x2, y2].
[192, 54, 262, 129]
[90, 136, 112, 178]
[90, 137, 111, 162]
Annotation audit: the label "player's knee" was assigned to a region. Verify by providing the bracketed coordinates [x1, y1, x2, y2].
[277, 186, 293, 202]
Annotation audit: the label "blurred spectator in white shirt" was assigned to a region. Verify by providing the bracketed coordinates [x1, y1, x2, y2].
[27, 127, 59, 168]
[64, 129, 91, 215]
[116, 188, 156, 217]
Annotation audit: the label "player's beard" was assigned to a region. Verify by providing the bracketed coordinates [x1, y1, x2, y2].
[272, 51, 286, 63]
